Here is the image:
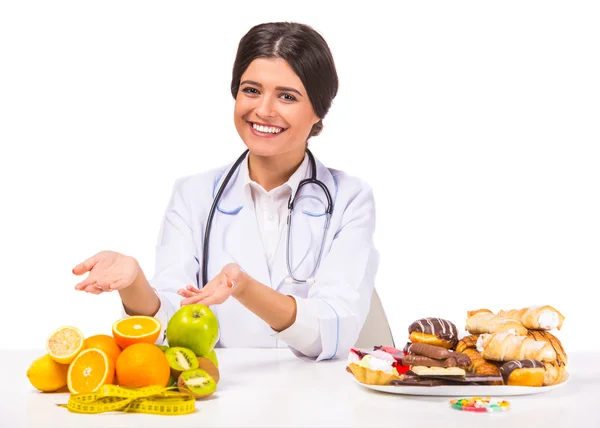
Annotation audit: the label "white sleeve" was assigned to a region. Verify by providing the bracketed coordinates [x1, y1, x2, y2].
[273, 184, 379, 361]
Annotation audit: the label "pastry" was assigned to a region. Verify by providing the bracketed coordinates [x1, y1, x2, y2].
[346, 349, 402, 385]
[500, 360, 545, 387]
[465, 309, 528, 336]
[477, 331, 557, 362]
[404, 343, 471, 368]
[498, 306, 565, 331]
[526, 330, 568, 385]
[408, 318, 459, 349]
[456, 334, 479, 353]
[461, 348, 503, 378]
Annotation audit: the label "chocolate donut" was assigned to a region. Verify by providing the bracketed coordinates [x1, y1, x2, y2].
[500, 360, 545, 386]
[408, 318, 459, 349]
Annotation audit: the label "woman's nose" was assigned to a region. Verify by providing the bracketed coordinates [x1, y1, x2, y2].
[255, 95, 276, 118]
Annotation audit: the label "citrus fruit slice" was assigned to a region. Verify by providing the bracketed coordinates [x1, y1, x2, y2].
[112, 316, 161, 349]
[67, 348, 115, 394]
[46, 326, 85, 364]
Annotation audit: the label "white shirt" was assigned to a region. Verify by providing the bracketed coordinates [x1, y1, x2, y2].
[242, 155, 309, 273]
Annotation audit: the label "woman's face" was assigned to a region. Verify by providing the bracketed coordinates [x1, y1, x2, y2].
[234, 58, 320, 159]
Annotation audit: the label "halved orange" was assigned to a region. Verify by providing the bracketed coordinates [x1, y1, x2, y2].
[46, 326, 85, 364]
[112, 316, 161, 349]
[67, 348, 115, 394]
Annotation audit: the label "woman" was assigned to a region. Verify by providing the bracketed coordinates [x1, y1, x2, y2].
[73, 22, 379, 362]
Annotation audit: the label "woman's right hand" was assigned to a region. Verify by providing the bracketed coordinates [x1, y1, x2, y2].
[73, 250, 139, 294]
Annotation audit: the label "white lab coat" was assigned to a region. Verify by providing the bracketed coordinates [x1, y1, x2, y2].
[143, 152, 380, 361]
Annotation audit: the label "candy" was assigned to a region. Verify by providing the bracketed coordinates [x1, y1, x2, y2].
[450, 397, 510, 413]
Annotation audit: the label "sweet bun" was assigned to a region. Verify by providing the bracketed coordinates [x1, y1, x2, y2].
[408, 318, 459, 349]
[500, 360, 545, 387]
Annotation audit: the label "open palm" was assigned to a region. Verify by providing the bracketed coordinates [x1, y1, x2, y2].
[73, 250, 138, 294]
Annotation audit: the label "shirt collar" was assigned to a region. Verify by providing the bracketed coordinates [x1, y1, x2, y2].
[241, 152, 310, 200]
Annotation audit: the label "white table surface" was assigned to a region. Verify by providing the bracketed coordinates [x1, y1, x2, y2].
[2, 348, 599, 428]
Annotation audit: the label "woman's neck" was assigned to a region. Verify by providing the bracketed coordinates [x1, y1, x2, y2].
[248, 149, 306, 192]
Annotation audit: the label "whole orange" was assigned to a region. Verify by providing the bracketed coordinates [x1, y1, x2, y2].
[84, 334, 122, 363]
[115, 343, 170, 388]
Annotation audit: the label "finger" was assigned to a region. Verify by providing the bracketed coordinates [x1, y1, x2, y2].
[180, 291, 211, 306]
[75, 277, 97, 290]
[84, 285, 102, 294]
[72, 255, 100, 276]
[186, 285, 201, 293]
[178, 289, 196, 298]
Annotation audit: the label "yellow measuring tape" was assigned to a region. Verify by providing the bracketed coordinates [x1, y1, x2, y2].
[57, 384, 196, 415]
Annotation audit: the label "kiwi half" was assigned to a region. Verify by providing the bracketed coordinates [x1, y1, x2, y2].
[165, 347, 199, 378]
[197, 357, 220, 384]
[178, 368, 217, 399]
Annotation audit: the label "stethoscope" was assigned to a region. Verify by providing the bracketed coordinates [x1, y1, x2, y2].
[201, 148, 333, 287]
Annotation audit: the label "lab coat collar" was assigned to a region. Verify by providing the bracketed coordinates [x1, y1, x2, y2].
[214, 149, 338, 288]
[213, 150, 336, 216]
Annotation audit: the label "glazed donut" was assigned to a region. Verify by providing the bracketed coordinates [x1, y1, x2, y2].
[500, 360, 545, 387]
[408, 318, 459, 349]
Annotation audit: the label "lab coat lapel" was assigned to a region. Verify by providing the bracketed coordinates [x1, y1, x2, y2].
[215, 154, 271, 287]
[224, 202, 271, 287]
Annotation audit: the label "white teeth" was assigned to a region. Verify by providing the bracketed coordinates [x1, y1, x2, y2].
[252, 123, 283, 134]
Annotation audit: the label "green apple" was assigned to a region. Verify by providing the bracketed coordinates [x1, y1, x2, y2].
[166, 304, 219, 357]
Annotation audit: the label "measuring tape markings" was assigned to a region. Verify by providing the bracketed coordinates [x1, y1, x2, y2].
[57, 384, 197, 415]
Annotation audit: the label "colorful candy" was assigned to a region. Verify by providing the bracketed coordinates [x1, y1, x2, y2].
[450, 397, 510, 412]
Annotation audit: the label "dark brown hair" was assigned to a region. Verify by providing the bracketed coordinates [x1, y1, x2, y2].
[231, 22, 339, 138]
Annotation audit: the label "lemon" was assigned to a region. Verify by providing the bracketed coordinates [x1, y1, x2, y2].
[26, 354, 69, 392]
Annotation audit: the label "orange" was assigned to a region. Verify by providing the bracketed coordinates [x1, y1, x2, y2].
[67, 348, 115, 394]
[84, 334, 122, 363]
[115, 343, 170, 388]
[112, 316, 161, 349]
[46, 326, 85, 364]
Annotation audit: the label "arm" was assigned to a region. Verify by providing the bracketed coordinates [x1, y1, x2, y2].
[181, 181, 380, 361]
[273, 183, 380, 361]
[120, 177, 202, 342]
[118, 265, 160, 316]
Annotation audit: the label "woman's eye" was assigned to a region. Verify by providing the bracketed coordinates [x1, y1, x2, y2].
[280, 93, 297, 102]
[242, 87, 259, 95]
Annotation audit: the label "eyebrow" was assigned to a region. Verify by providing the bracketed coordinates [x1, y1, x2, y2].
[240, 80, 303, 97]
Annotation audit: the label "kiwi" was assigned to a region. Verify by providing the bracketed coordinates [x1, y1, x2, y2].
[157, 345, 169, 353]
[165, 347, 199, 378]
[178, 368, 217, 399]
[197, 357, 220, 384]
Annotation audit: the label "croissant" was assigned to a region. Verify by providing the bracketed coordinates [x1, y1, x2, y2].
[498, 306, 565, 331]
[456, 334, 479, 353]
[526, 330, 568, 385]
[540, 361, 567, 386]
[477, 331, 557, 362]
[461, 348, 502, 381]
[465, 310, 528, 336]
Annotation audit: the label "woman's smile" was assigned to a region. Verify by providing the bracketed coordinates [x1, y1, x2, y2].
[247, 121, 288, 138]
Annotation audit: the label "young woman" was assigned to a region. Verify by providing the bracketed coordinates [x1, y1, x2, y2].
[73, 22, 379, 361]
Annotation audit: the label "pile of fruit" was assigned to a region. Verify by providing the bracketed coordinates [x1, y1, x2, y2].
[26, 304, 220, 401]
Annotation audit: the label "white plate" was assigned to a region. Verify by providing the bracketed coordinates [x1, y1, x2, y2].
[353, 374, 569, 397]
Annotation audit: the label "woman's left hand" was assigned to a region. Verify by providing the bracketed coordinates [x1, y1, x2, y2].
[178, 263, 245, 307]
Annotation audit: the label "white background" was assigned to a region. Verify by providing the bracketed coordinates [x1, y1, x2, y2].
[1, 1, 598, 353]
